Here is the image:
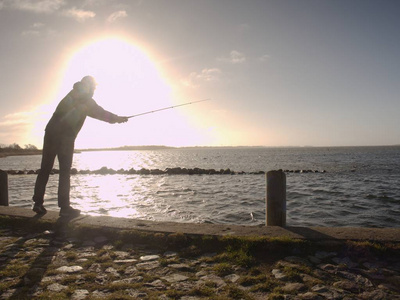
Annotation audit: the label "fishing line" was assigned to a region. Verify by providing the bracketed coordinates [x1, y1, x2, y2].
[127, 98, 211, 118]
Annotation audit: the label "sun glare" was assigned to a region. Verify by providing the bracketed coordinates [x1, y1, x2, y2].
[55, 37, 207, 148]
[63, 37, 171, 113]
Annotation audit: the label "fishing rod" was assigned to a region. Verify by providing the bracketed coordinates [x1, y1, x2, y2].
[127, 98, 211, 118]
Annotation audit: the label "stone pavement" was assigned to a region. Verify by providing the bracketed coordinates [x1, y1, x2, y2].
[0, 207, 400, 299]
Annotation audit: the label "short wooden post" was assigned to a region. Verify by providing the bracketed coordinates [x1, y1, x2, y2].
[266, 170, 286, 226]
[0, 170, 9, 206]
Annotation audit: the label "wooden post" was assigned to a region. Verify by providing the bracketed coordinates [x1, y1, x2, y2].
[0, 170, 9, 206]
[266, 170, 286, 226]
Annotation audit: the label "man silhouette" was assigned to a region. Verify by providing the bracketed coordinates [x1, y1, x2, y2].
[32, 76, 128, 217]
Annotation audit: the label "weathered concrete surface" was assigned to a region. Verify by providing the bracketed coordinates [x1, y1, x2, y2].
[1, 206, 399, 241]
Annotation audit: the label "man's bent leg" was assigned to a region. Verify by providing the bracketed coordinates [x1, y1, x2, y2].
[32, 133, 57, 205]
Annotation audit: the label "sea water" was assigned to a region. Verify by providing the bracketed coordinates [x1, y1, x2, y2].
[1, 146, 399, 227]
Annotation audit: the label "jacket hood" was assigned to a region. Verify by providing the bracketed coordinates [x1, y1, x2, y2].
[73, 81, 84, 91]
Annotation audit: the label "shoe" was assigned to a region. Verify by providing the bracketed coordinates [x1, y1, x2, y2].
[32, 203, 47, 214]
[59, 206, 81, 218]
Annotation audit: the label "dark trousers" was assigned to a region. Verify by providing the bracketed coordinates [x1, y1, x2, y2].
[33, 131, 75, 208]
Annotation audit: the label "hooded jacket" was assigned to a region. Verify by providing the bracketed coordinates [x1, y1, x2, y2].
[45, 81, 119, 138]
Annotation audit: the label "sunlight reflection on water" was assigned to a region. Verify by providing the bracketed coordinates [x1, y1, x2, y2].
[2, 146, 400, 227]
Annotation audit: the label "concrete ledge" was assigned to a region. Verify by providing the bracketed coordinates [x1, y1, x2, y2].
[1, 206, 399, 242]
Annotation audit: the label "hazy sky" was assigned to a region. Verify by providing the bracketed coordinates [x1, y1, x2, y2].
[1, 0, 399, 148]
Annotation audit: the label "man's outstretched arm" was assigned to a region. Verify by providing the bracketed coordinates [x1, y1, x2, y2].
[86, 99, 128, 124]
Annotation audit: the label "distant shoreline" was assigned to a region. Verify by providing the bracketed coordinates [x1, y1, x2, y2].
[0, 150, 42, 158]
[1, 144, 399, 158]
[78, 144, 400, 152]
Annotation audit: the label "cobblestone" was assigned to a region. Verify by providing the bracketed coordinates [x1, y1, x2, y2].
[0, 224, 399, 299]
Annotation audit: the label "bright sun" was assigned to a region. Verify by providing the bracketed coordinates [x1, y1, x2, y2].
[63, 37, 171, 114]
[54, 37, 207, 148]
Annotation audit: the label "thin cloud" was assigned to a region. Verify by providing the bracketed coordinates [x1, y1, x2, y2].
[218, 50, 246, 64]
[3, 0, 66, 13]
[182, 68, 222, 88]
[106, 10, 127, 23]
[259, 54, 270, 62]
[1, 111, 36, 124]
[21, 23, 56, 37]
[0, 109, 48, 143]
[62, 7, 95, 22]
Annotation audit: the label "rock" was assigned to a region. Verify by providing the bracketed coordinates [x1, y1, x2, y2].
[102, 245, 114, 250]
[114, 259, 137, 264]
[317, 263, 339, 273]
[47, 283, 67, 292]
[195, 270, 208, 277]
[63, 243, 74, 250]
[144, 279, 166, 290]
[112, 276, 144, 285]
[138, 168, 150, 175]
[128, 168, 137, 174]
[357, 289, 389, 300]
[282, 282, 306, 293]
[162, 274, 189, 283]
[95, 274, 108, 285]
[56, 266, 83, 273]
[150, 169, 164, 175]
[113, 251, 130, 258]
[92, 290, 110, 298]
[164, 251, 178, 258]
[311, 284, 329, 293]
[332, 257, 358, 268]
[41, 274, 66, 283]
[224, 274, 240, 283]
[337, 271, 373, 287]
[272, 269, 288, 281]
[199, 274, 226, 288]
[169, 263, 193, 272]
[105, 267, 119, 277]
[296, 292, 323, 300]
[71, 289, 89, 300]
[126, 289, 147, 298]
[140, 254, 159, 261]
[1, 289, 18, 299]
[363, 261, 383, 270]
[222, 168, 232, 174]
[136, 261, 160, 270]
[78, 251, 96, 258]
[378, 283, 400, 292]
[333, 280, 360, 293]
[88, 263, 102, 273]
[319, 288, 346, 299]
[124, 266, 138, 275]
[301, 273, 321, 285]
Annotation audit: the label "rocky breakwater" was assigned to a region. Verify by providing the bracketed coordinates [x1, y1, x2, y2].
[3, 167, 326, 176]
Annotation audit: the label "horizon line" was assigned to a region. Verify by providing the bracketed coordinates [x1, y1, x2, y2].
[75, 144, 400, 151]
